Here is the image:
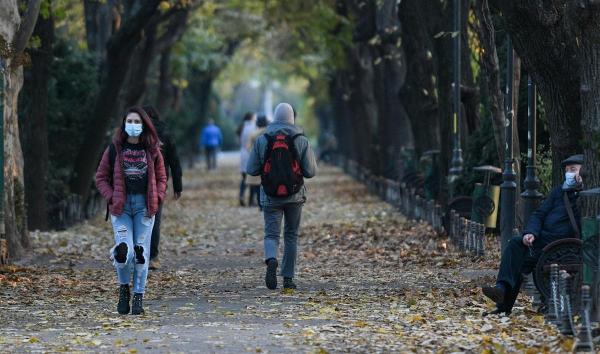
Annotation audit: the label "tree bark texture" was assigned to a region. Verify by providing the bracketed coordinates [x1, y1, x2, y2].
[473, 0, 505, 163]
[495, 1, 583, 186]
[398, 0, 442, 156]
[1, 0, 42, 260]
[570, 2, 600, 214]
[21, 8, 54, 231]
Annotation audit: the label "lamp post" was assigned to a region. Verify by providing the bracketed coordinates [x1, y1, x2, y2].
[521, 76, 543, 224]
[500, 40, 517, 251]
[449, 0, 464, 196]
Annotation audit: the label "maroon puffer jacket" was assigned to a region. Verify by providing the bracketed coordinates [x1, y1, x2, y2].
[95, 138, 167, 217]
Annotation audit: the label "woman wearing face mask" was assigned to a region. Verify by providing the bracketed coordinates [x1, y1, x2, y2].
[96, 107, 167, 315]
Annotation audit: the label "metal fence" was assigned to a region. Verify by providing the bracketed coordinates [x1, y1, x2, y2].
[48, 191, 104, 230]
[330, 154, 595, 351]
[332, 154, 484, 256]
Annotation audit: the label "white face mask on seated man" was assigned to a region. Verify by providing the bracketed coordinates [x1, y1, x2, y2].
[563, 164, 582, 190]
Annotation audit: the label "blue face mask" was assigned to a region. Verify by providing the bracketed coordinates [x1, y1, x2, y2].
[125, 123, 143, 137]
[563, 171, 581, 189]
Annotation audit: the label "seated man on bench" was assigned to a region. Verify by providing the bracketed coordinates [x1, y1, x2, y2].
[481, 154, 584, 315]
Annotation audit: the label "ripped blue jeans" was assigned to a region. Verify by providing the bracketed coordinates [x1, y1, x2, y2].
[110, 194, 155, 294]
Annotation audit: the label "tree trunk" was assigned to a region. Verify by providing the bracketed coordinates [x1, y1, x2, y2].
[1, 0, 42, 260]
[571, 4, 600, 214]
[70, 0, 161, 200]
[155, 47, 174, 116]
[121, 23, 157, 109]
[121, 8, 189, 111]
[473, 0, 505, 163]
[83, 0, 114, 57]
[4, 64, 27, 258]
[20, 8, 54, 231]
[398, 0, 442, 156]
[460, 0, 480, 136]
[373, 0, 413, 177]
[496, 1, 583, 186]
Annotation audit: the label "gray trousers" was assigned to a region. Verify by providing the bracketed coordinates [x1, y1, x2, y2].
[263, 203, 303, 278]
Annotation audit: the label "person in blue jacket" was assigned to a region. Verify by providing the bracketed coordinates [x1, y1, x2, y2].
[200, 119, 222, 170]
[482, 154, 584, 315]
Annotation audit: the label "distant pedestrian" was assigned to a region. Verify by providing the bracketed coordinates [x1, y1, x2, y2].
[143, 105, 183, 271]
[200, 119, 222, 171]
[246, 115, 269, 209]
[247, 103, 317, 290]
[239, 112, 256, 206]
[96, 106, 167, 315]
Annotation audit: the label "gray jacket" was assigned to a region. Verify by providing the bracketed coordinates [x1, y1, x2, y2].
[246, 121, 317, 207]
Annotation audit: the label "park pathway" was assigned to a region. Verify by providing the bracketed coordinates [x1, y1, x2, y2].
[1, 154, 568, 353]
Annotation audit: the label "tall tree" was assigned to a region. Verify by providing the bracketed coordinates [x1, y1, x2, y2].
[494, 1, 583, 185]
[121, 6, 191, 110]
[1, 0, 42, 260]
[569, 1, 600, 213]
[473, 0, 505, 163]
[20, 1, 55, 231]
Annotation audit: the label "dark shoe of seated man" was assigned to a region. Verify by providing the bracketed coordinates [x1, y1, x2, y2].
[482, 284, 505, 304]
[482, 282, 511, 316]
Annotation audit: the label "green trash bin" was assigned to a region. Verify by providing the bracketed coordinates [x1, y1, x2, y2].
[582, 217, 598, 285]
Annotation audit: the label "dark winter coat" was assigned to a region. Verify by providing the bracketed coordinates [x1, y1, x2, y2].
[523, 186, 581, 250]
[153, 119, 183, 193]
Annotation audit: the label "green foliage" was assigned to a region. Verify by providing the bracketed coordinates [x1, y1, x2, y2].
[46, 39, 99, 203]
[522, 145, 553, 196]
[456, 109, 501, 196]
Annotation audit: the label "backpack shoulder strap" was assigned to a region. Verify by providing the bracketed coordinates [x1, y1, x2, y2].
[563, 191, 580, 238]
[262, 134, 276, 162]
[288, 133, 304, 158]
[109, 143, 116, 168]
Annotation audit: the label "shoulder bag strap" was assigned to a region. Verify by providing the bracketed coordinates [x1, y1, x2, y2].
[563, 191, 580, 238]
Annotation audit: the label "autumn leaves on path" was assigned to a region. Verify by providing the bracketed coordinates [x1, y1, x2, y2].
[1, 155, 568, 352]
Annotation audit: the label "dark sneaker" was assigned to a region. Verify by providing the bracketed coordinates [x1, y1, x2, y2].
[283, 277, 297, 290]
[131, 293, 144, 315]
[265, 258, 278, 290]
[483, 308, 510, 317]
[482, 286, 506, 304]
[117, 284, 131, 315]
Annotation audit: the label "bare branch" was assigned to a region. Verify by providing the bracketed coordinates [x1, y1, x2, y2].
[12, 0, 42, 54]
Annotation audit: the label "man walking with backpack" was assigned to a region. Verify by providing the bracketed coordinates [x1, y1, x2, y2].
[247, 103, 317, 290]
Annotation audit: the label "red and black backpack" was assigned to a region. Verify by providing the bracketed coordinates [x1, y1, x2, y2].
[261, 133, 304, 197]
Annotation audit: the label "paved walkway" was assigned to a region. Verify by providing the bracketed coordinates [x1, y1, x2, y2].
[0, 153, 566, 353]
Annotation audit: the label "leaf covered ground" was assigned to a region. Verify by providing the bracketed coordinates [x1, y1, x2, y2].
[0, 154, 571, 353]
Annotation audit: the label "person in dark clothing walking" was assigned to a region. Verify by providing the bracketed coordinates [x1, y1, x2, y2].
[143, 106, 183, 270]
[246, 103, 317, 290]
[481, 154, 584, 315]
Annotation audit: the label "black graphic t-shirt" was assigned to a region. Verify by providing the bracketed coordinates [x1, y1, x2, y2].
[122, 142, 148, 195]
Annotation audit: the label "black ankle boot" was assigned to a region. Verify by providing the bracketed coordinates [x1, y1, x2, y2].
[117, 284, 131, 315]
[283, 277, 297, 290]
[131, 293, 144, 315]
[265, 258, 278, 290]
